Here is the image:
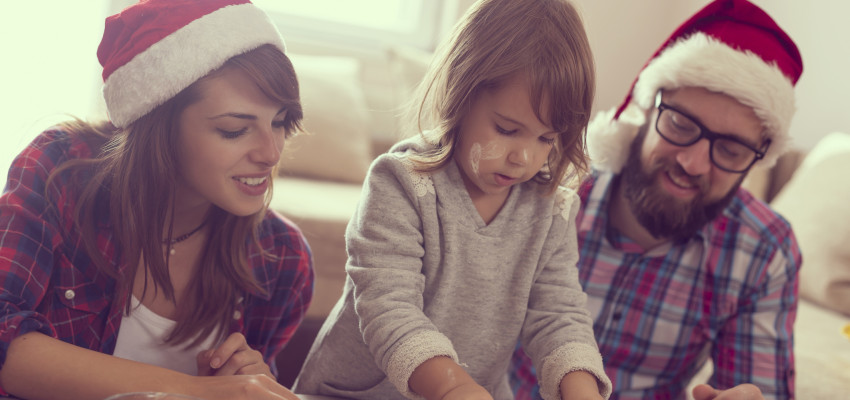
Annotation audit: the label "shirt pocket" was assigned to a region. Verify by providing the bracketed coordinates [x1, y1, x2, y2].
[48, 261, 112, 343]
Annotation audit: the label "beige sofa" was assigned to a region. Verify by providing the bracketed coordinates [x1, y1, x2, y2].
[269, 52, 850, 397]
[270, 50, 412, 385]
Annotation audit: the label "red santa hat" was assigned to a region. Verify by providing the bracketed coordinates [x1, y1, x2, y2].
[587, 0, 803, 172]
[97, 0, 286, 128]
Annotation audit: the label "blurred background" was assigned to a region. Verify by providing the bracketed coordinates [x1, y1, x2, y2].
[1, 0, 848, 191]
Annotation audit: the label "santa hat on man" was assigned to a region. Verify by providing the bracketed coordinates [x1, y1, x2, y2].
[587, 0, 803, 172]
[97, 0, 286, 128]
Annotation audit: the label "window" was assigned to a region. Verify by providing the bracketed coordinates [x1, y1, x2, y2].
[253, 0, 444, 51]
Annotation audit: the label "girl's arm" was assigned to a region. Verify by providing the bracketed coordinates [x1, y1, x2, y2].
[0, 332, 298, 400]
[408, 356, 492, 400]
[521, 188, 610, 399]
[345, 155, 462, 396]
[559, 371, 604, 400]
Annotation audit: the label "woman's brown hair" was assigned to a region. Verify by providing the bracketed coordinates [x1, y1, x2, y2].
[406, 0, 596, 193]
[48, 44, 302, 346]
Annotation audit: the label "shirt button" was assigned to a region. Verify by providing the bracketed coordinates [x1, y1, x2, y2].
[64, 290, 75, 300]
[233, 310, 242, 320]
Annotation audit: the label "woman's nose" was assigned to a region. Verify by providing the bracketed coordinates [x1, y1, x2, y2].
[253, 129, 283, 166]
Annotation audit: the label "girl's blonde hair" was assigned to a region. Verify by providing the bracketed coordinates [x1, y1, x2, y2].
[407, 0, 595, 193]
[48, 44, 302, 346]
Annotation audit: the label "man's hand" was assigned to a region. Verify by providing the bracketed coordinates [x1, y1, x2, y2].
[196, 332, 273, 379]
[692, 383, 764, 400]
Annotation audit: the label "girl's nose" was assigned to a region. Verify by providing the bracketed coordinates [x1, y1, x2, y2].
[507, 145, 529, 166]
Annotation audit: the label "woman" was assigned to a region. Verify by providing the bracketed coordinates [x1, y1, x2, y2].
[0, 1, 311, 399]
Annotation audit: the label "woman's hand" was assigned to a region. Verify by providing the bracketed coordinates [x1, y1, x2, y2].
[196, 332, 273, 379]
[187, 374, 299, 400]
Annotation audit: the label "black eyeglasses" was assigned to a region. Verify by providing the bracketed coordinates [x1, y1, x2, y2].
[653, 91, 769, 173]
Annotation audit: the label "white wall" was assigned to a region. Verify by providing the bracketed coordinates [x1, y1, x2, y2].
[1, 0, 846, 193]
[447, 0, 849, 150]
[576, 0, 850, 150]
[0, 1, 108, 191]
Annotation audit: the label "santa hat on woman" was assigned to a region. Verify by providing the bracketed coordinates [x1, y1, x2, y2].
[97, 0, 286, 128]
[587, 0, 803, 172]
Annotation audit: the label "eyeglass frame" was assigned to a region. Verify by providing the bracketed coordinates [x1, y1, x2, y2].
[653, 90, 770, 173]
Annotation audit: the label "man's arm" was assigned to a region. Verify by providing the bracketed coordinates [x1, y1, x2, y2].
[710, 247, 800, 399]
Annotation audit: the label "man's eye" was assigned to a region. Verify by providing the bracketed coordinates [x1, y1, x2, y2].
[670, 114, 696, 132]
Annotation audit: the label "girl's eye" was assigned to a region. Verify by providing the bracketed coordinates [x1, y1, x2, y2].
[495, 124, 518, 135]
[539, 136, 556, 145]
[218, 128, 247, 139]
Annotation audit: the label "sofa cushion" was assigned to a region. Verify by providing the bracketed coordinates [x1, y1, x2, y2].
[279, 53, 373, 183]
[270, 176, 358, 317]
[792, 300, 850, 397]
[770, 131, 850, 316]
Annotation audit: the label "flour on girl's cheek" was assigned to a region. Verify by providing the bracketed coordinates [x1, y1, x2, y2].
[480, 141, 505, 160]
[469, 141, 506, 176]
[470, 143, 482, 175]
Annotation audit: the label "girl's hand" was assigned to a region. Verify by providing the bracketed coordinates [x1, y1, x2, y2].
[439, 382, 493, 400]
[559, 370, 604, 400]
[196, 332, 273, 379]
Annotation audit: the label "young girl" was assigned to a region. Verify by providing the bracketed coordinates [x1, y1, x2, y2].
[293, 0, 611, 399]
[0, 1, 311, 399]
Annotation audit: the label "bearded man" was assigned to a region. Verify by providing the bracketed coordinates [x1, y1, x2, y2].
[512, 0, 803, 399]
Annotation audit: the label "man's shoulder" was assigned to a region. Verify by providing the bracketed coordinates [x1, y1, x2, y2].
[714, 187, 795, 247]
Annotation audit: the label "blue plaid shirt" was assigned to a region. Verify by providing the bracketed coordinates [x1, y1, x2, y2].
[0, 128, 313, 396]
[512, 171, 801, 400]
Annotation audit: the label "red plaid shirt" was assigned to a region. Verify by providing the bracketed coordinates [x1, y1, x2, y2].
[512, 171, 800, 400]
[0, 128, 313, 395]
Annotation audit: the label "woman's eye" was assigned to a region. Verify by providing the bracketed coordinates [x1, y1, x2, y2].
[539, 136, 556, 145]
[273, 120, 296, 139]
[218, 128, 247, 139]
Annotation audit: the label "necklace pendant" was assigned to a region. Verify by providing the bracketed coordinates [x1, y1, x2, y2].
[169, 247, 176, 256]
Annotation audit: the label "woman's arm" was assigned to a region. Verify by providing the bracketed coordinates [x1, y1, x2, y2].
[0, 332, 298, 400]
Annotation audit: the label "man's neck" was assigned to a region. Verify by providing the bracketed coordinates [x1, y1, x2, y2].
[608, 175, 668, 251]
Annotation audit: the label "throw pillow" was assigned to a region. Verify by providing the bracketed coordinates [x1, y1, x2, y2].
[771, 131, 850, 316]
[278, 53, 373, 183]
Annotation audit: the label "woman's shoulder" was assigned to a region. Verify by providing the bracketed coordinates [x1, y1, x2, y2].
[14, 125, 101, 171]
[256, 210, 309, 249]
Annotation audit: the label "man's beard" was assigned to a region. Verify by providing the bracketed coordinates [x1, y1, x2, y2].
[619, 123, 742, 242]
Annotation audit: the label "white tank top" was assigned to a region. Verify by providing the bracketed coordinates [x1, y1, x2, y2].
[113, 296, 220, 375]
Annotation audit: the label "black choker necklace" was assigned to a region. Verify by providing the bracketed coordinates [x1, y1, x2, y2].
[163, 221, 206, 255]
